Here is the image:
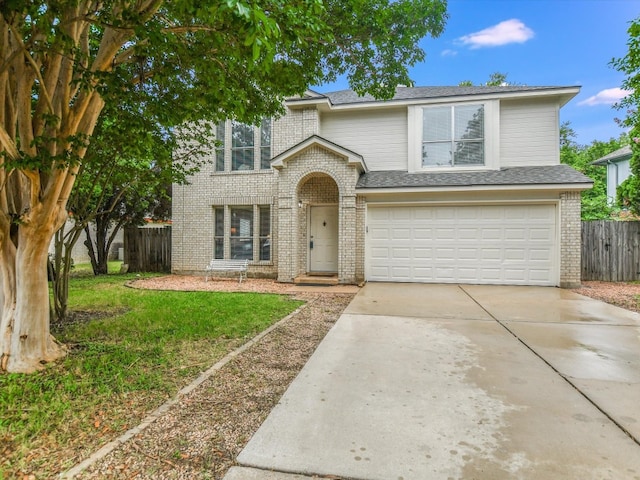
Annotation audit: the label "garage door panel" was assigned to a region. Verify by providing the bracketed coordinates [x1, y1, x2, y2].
[413, 248, 434, 260]
[504, 248, 526, 261]
[391, 209, 412, 221]
[391, 247, 411, 259]
[458, 228, 479, 240]
[366, 204, 557, 286]
[370, 227, 392, 240]
[504, 228, 526, 240]
[392, 228, 411, 240]
[529, 228, 553, 241]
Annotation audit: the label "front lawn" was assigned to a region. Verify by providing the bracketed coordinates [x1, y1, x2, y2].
[0, 270, 303, 479]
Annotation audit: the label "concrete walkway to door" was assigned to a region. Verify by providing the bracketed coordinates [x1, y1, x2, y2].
[225, 283, 640, 480]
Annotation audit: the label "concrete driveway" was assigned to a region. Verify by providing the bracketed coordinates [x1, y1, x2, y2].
[225, 283, 640, 480]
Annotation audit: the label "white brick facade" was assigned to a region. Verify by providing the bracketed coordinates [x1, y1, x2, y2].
[173, 88, 590, 287]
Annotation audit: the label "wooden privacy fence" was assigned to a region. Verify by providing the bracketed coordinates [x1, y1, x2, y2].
[582, 220, 640, 281]
[124, 226, 171, 273]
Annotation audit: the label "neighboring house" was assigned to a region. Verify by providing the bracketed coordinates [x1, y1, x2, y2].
[172, 85, 592, 288]
[49, 220, 124, 264]
[591, 145, 632, 205]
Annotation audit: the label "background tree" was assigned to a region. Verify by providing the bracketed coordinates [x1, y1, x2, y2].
[611, 16, 640, 214]
[458, 71, 516, 87]
[559, 122, 627, 220]
[50, 101, 190, 322]
[0, 1, 448, 372]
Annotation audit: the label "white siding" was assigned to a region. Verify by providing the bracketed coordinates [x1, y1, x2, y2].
[607, 159, 632, 204]
[320, 108, 407, 171]
[500, 99, 559, 167]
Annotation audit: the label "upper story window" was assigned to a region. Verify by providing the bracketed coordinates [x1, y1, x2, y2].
[215, 122, 225, 171]
[422, 104, 484, 168]
[214, 119, 272, 172]
[232, 122, 255, 170]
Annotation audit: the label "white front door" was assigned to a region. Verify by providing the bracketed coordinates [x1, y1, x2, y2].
[309, 205, 339, 273]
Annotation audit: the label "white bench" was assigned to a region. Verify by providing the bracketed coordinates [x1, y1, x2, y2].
[205, 259, 249, 283]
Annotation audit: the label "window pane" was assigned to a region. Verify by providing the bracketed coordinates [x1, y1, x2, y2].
[260, 118, 271, 147]
[454, 140, 484, 165]
[214, 207, 224, 236]
[232, 122, 254, 148]
[231, 207, 253, 237]
[259, 206, 270, 236]
[232, 148, 254, 170]
[455, 105, 484, 141]
[423, 107, 451, 141]
[231, 121, 255, 171]
[214, 207, 224, 259]
[230, 206, 253, 260]
[214, 238, 224, 259]
[259, 205, 270, 261]
[215, 121, 225, 171]
[260, 238, 270, 261]
[230, 238, 253, 259]
[422, 142, 452, 167]
[260, 118, 271, 169]
[261, 147, 271, 169]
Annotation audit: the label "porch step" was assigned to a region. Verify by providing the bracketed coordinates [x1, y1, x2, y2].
[293, 274, 339, 286]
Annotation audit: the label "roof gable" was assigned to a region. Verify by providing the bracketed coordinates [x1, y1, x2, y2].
[271, 135, 368, 173]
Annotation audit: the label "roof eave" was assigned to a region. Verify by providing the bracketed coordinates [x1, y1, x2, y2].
[328, 87, 581, 111]
[356, 182, 593, 195]
[285, 97, 333, 111]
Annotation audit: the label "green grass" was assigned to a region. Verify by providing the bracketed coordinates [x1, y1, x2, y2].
[0, 268, 303, 478]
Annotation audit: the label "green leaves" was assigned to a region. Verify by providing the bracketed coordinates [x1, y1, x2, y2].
[560, 121, 627, 220]
[610, 17, 640, 215]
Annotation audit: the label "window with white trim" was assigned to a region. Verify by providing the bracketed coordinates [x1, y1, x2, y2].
[422, 104, 484, 167]
[213, 205, 271, 261]
[214, 119, 272, 172]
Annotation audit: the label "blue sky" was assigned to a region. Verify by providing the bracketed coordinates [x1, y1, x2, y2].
[319, 0, 639, 145]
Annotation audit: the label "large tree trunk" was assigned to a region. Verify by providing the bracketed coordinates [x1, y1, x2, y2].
[0, 2, 160, 373]
[1, 216, 66, 373]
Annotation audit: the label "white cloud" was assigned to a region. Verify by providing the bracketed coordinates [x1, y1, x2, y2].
[578, 87, 632, 106]
[458, 19, 534, 49]
[441, 49, 458, 57]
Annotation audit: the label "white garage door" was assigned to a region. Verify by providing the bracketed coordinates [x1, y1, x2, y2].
[366, 204, 557, 286]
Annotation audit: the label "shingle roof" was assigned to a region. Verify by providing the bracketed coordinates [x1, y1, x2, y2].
[591, 145, 632, 165]
[356, 165, 592, 190]
[320, 86, 575, 106]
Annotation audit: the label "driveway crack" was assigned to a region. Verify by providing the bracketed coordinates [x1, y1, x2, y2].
[457, 284, 640, 448]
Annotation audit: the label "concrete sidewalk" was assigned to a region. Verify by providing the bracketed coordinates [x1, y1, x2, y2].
[225, 283, 640, 480]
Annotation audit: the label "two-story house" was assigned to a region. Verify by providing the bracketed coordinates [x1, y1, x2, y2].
[172, 85, 592, 288]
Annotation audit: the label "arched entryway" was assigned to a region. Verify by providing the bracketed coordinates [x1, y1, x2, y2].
[298, 174, 339, 276]
[271, 137, 367, 284]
